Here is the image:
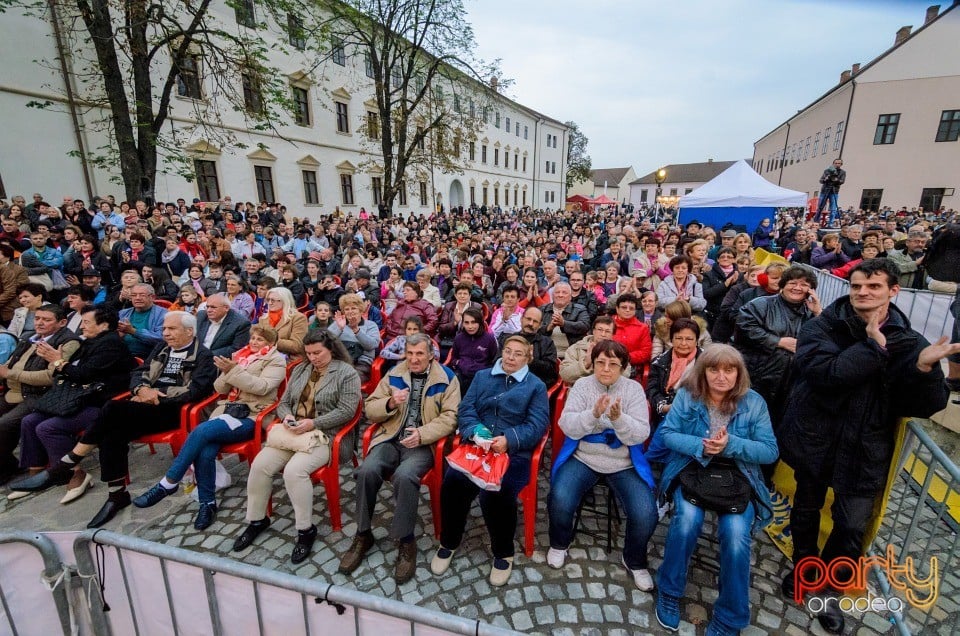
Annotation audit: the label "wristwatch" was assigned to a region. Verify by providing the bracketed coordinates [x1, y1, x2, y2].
[53, 359, 66, 370]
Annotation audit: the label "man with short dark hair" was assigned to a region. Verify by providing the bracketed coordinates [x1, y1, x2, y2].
[779, 259, 957, 633]
[339, 334, 460, 583]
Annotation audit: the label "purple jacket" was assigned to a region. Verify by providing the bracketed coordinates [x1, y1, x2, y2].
[451, 329, 498, 378]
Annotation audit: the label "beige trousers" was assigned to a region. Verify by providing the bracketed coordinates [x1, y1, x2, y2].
[245, 443, 331, 530]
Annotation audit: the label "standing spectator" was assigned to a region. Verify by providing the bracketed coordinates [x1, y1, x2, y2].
[815, 158, 846, 225]
[778, 259, 955, 634]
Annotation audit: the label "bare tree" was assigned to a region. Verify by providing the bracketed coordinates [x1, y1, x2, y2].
[308, 0, 505, 211]
[4, 0, 299, 202]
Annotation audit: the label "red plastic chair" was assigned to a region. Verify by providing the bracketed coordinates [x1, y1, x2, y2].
[306, 402, 364, 532]
[153, 299, 173, 309]
[361, 357, 386, 395]
[519, 426, 550, 557]
[361, 425, 448, 538]
[117, 392, 203, 457]
[550, 386, 569, 461]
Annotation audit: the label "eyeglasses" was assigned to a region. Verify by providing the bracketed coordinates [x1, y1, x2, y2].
[501, 348, 527, 358]
[594, 360, 623, 369]
[266, 297, 281, 303]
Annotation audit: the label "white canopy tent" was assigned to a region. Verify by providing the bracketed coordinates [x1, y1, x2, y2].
[678, 160, 807, 231]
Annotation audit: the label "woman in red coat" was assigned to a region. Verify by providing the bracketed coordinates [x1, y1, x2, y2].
[517, 267, 550, 309]
[612, 292, 652, 376]
[384, 281, 439, 340]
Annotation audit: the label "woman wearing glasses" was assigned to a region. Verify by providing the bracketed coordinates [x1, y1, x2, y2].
[257, 286, 308, 357]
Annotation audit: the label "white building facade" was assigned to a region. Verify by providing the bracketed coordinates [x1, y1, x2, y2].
[0, 2, 569, 219]
[753, 4, 960, 213]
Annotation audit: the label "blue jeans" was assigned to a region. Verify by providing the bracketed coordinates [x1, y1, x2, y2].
[548, 457, 657, 568]
[657, 490, 755, 629]
[817, 192, 838, 223]
[167, 416, 254, 504]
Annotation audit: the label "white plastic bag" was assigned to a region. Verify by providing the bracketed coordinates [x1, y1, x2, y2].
[189, 460, 233, 501]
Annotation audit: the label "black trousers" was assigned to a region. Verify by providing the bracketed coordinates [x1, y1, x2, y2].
[439, 454, 530, 559]
[790, 470, 876, 576]
[0, 397, 38, 471]
[81, 400, 183, 483]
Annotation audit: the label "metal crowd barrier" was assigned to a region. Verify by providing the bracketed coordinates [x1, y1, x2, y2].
[808, 268, 955, 343]
[73, 530, 520, 636]
[0, 531, 74, 635]
[869, 420, 960, 636]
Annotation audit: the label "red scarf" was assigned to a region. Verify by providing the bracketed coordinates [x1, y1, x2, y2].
[227, 345, 275, 400]
[267, 309, 283, 328]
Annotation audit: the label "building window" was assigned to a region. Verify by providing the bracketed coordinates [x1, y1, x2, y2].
[494, 148, 499, 166]
[453, 134, 461, 156]
[514, 153, 518, 170]
[398, 182, 407, 206]
[175, 53, 202, 99]
[669, 188, 678, 196]
[545, 160, 549, 172]
[481, 145, 487, 163]
[834, 121, 844, 150]
[391, 66, 402, 90]
[495, 112, 500, 128]
[416, 126, 425, 151]
[685, 188, 693, 195]
[524, 125, 528, 139]
[419, 181, 428, 207]
[515, 122, 520, 136]
[812, 132, 820, 156]
[482, 106, 489, 124]
[505, 117, 510, 132]
[859, 189, 882, 212]
[936, 109, 960, 142]
[552, 161, 557, 174]
[254, 166, 274, 202]
[335, 101, 349, 133]
[522, 156, 527, 172]
[364, 54, 374, 78]
[822, 128, 831, 155]
[194, 160, 220, 201]
[468, 141, 475, 161]
[302, 170, 319, 205]
[920, 187, 946, 211]
[482, 187, 488, 206]
[874, 114, 899, 145]
[469, 186, 475, 205]
[332, 39, 346, 65]
[640, 189, 648, 203]
[803, 136, 811, 160]
[242, 72, 262, 114]
[340, 173, 354, 205]
[371, 177, 382, 205]
[522, 190, 526, 206]
[366, 111, 379, 140]
[287, 13, 305, 50]
[469, 100, 475, 118]
[235, 0, 255, 28]
[453, 95, 460, 113]
[292, 86, 310, 126]
[494, 188, 499, 206]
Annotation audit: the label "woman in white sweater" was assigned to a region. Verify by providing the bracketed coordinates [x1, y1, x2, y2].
[546, 340, 658, 591]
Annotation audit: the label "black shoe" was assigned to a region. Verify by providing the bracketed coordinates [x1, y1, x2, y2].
[817, 599, 845, 634]
[10, 465, 73, 492]
[291, 525, 318, 564]
[194, 503, 218, 531]
[88, 492, 131, 528]
[781, 570, 795, 600]
[0, 462, 22, 486]
[232, 518, 271, 551]
[132, 483, 178, 508]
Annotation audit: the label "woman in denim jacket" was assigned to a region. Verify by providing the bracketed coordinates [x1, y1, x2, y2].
[648, 344, 778, 636]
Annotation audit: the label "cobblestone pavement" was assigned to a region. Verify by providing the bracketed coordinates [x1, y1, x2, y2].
[2, 438, 950, 635]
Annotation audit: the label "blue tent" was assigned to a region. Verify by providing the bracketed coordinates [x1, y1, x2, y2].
[678, 160, 806, 232]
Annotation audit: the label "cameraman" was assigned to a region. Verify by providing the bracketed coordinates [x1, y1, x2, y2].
[815, 159, 845, 226]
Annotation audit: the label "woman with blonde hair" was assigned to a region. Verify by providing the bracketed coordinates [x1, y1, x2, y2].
[257, 286, 308, 356]
[733, 233, 754, 263]
[649, 344, 777, 635]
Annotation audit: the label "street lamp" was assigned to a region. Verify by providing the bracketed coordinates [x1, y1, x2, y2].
[652, 167, 667, 222]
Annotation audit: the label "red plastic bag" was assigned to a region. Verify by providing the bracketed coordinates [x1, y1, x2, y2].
[446, 444, 510, 491]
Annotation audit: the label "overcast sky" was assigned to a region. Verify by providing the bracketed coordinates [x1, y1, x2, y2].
[466, 0, 937, 174]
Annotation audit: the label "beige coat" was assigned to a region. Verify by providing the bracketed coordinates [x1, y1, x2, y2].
[258, 311, 308, 356]
[210, 348, 287, 418]
[5, 340, 81, 403]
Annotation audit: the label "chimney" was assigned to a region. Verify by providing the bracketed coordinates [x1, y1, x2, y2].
[707, 158, 713, 163]
[851, 63, 861, 75]
[925, 5, 940, 24]
[895, 26, 912, 45]
[840, 70, 851, 83]
[489, 76, 498, 91]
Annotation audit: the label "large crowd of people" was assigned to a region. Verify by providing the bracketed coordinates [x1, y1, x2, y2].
[1, 189, 959, 635]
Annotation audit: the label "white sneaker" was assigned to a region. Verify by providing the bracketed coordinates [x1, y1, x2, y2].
[623, 556, 655, 591]
[546, 547, 567, 569]
[430, 546, 456, 575]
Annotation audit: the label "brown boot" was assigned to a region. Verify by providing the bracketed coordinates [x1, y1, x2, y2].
[395, 540, 417, 584]
[338, 532, 375, 574]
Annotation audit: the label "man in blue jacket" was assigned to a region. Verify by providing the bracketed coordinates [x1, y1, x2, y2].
[118, 284, 167, 358]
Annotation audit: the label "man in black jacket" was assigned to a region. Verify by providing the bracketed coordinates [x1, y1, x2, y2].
[12, 311, 217, 528]
[815, 158, 846, 225]
[196, 294, 250, 358]
[778, 259, 957, 633]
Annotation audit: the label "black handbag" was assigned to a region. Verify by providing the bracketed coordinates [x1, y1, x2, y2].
[35, 377, 106, 417]
[677, 458, 752, 514]
[222, 402, 252, 419]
